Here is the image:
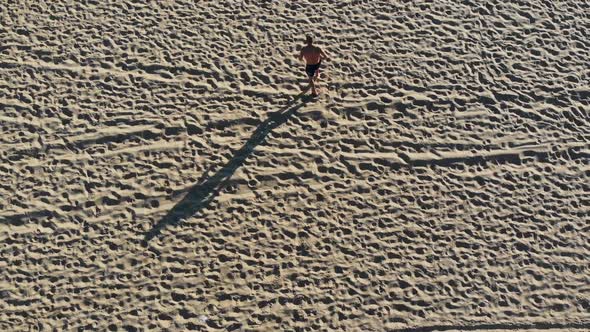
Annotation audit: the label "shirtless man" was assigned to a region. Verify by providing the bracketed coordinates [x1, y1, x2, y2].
[297, 35, 329, 96]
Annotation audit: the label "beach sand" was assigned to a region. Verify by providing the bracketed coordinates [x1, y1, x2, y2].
[1, 1, 589, 331]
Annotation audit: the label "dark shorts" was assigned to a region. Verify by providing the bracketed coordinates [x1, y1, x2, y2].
[305, 61, 321, 78]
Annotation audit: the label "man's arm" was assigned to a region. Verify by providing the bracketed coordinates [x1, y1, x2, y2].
[296, 47, 304, 61]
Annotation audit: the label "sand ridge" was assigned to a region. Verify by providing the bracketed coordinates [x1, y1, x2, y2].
[1, 0, 589, 331]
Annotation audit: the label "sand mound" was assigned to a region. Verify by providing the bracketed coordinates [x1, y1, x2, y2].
[1, 1, 589, 331]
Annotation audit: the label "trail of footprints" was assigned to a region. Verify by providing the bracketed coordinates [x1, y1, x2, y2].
[1, 0, 589, 330]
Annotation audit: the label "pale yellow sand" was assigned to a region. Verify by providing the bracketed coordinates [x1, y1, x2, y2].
[1, 1, 589, 331]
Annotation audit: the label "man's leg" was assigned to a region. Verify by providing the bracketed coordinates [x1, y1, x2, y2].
[302, 77, 311, 91]
[311, 70, 320, 95]
[310, 76, 317, 95]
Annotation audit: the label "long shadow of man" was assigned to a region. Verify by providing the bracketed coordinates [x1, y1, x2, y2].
[143, 91, 313, 243]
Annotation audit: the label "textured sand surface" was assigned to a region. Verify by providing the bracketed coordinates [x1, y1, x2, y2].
[1, 1, 589, 331]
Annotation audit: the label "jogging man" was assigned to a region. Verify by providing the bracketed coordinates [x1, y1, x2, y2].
[297, 35, 329, 96]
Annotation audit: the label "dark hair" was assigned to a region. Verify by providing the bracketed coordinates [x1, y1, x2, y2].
[306, 35, 313, 44]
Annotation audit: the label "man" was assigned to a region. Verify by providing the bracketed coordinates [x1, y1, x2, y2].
[297, 35, 329, 96]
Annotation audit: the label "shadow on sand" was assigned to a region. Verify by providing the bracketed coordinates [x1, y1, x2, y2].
[143, 90, 313, 244]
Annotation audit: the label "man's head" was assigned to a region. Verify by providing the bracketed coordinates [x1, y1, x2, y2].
[305, 35, 313, 45]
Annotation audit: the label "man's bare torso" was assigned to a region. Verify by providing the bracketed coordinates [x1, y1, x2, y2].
[300, 45, 322, 65]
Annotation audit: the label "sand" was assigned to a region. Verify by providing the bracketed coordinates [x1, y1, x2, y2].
[1, 0, 589, 331]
